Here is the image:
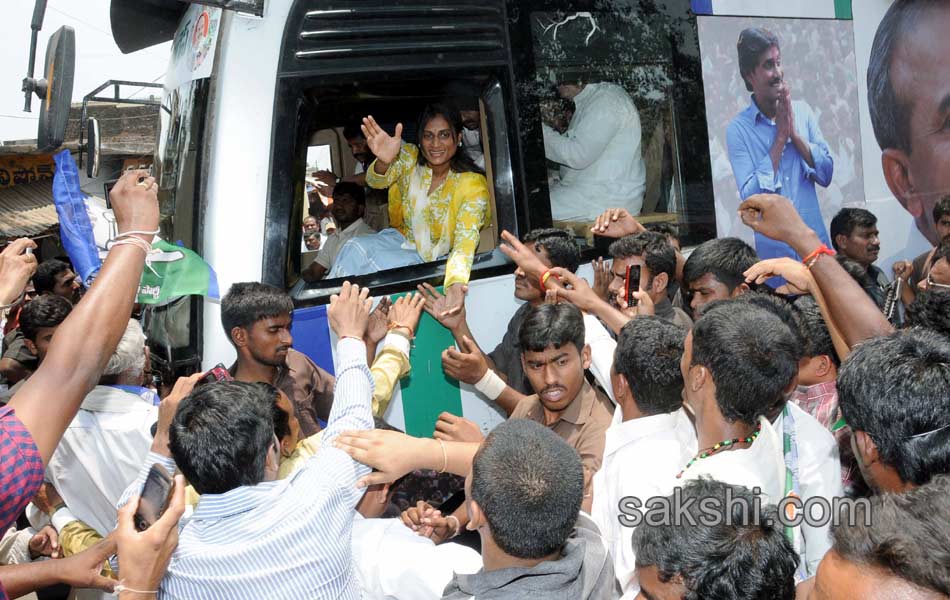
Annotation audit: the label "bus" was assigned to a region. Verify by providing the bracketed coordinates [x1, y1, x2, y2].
[105, 0, 928, 435]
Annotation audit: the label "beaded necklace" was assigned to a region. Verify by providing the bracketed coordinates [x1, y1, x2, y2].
[676, 423, 762, 479]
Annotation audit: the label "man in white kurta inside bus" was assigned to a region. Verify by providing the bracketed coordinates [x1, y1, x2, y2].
[542, 78, 646, 222]
[329, 104, 491, 312]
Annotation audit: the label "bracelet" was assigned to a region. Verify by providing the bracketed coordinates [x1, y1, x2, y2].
[538, 269, 560, 290]
[116, 228, 160, 238]
[437, 439, 448, 473]
[801, 244, 835, 269]
[339, 335, 363, 343]
[387, 321, 415, 339]
[473, 369, 507, 401]
[114, 583, 158, 595]
[444, 514, 461, 539]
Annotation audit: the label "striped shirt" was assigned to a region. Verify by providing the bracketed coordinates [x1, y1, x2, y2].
[118, 338, 374, 600]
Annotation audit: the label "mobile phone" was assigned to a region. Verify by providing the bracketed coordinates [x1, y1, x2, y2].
[625, 264, 641, 307]
[197, 363, 232, 386]
[134, 463, 173, 532]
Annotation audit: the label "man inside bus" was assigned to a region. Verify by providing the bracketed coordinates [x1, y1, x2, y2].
[726, 27, 834, 263]
[868, 0, 950, 249]
[682, 237, 759, 317]
[420, 228, 581, 405]
[301, 182, 376, 282]
[542, 77, 646, 223]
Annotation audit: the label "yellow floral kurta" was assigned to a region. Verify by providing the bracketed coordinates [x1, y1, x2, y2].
[365, 143, 490, 287]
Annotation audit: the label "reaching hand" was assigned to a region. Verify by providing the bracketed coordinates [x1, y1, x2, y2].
[441, 336, 489, 385]
[434, 411, 484, 443]
[311, 171, 337, 198]
[333, 428, 430, 488]
[29, 525, 60, 559]
[365, 296, 392, 344]
[547, 267, 601, 312]
[153, 372, 204, 455]
[744, 258, 816, 296]
[618, 290, 654, 318]
[0, 238, 38, 306]
[328, 281, 373, 340]
[361, 116, 403, 167]
[388, 292, 426, 336]
[417, 283, 467, 332]
[590, 208, 645, 238]
[892, 260, 914, 283]
[57, 537, 118, 593]
[401, 501, 459, 544]
[109, 170, 160, 242]
[543, 289, 559, 305]
[592, 257, 611, 300]
[32, 482, 64, 516]
[738, 194, 815, 249]
[499, 231, 557, 289]
[115, 474, 186, 596]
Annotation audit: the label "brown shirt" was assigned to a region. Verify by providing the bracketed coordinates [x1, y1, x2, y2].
[277, 349, 336, 437]
[510, 380, 613, 502]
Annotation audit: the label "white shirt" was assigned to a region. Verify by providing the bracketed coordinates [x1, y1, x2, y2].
[352, 516, 482, 599]
[543, 83, 647, 220]
[40, 386, 157, 536]
[315, 218, 376, 269]
[591, 407, 697, 598]
[583, 313, 617, 403]
[774, 402, 842, 577]
[682, 416, 786, 503]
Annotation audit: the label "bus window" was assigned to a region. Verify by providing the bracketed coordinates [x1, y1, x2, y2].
[288, 76, 515, 295]
[507, 1, 715, 247]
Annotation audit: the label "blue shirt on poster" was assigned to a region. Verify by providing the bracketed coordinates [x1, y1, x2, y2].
[727, 97, 833, 262]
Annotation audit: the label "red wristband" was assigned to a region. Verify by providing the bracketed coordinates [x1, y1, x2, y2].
[801, 244, 835, 267]
[538, 269, 560, 290]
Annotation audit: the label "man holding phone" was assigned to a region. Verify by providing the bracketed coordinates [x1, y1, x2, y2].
[607, 233, 692, 330]
[117, 282, 377, 599]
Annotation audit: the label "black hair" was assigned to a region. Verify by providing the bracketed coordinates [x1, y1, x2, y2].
[614, 316, 686, 416]
[609, 232, 677, 284]
[907, 290, 950, 338]
[832, 474, 950, 596]
[257, 382, 290, 441]
[332, 181, 366, 206]
[471, 418, 583, 559]
[342, 123, 364, 141]
[415, 103, 484, 175]
[728, 293, 805, 362]
[19, 295, 72, 342]
[737, 28, 781, 93]
[645, 222, 680, 241]
[518, 303, 585, 355]
[633, 478, 798, 600]
[793, 296, 840, 367]
[835, 256, 874, 288]
[934, 195, 950, 225]
[837, 328, 950, 487]
[523, 228, 581, 274]
[682, 237, 758, 291]
[169, 381, 276, 494]
[692, 302, 800, 424]
[33, 259, 71, 295]
[867, 0, 946, 153]
[829, 208, 878, 251]
[221, 282, 294, 344]
[933, 240, 950, 266]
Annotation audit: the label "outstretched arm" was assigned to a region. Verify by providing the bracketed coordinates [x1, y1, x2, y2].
[9, 170, 158, 464]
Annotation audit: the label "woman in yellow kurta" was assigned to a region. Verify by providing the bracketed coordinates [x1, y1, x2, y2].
[328, 104, 491, 300]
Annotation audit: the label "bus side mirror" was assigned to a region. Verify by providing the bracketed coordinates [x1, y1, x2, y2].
[36, 26, 76, 152]
[86, 117, 101, 178]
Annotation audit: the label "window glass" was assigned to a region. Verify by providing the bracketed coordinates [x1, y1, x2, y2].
[507, 1, 714, 245]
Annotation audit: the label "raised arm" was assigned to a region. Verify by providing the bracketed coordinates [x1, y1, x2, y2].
[361, 116, 408, 185]
[738, 194, 893, 346]
[9, 170, 158, 464]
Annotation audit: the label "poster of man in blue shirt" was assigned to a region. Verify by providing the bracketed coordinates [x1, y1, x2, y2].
[726, 27, 834, 262]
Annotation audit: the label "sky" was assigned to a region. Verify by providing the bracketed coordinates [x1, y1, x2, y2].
[0, 0, 172, 142]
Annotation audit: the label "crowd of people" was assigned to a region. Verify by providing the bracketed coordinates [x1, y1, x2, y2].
[0, 165, 947, 600]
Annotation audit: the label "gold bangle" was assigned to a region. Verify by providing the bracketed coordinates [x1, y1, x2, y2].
[437, 439, 448, 474]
